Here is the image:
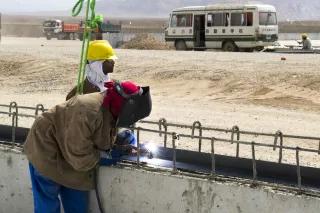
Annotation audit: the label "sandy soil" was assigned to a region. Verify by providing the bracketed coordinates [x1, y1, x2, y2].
[1, 37, 320, 167]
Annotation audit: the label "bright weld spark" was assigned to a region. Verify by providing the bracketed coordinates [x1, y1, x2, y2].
[144, 143, 158, 154]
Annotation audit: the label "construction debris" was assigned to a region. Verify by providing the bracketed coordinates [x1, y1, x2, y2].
[121, 34, 172, 50]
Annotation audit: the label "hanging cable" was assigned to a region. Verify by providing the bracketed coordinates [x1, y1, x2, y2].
[71, 1, 105, 212]
[71, 0, 103, 94]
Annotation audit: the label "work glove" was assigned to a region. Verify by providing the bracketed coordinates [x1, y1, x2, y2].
[99, 130, 137, 166]
[99, 149, 123, 166]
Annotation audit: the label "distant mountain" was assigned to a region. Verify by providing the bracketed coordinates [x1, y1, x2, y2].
[95, 0, 320, 21]
[2, 0, 320, 21]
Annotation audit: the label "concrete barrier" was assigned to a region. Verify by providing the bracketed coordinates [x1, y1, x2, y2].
[1, 146, 320, 213]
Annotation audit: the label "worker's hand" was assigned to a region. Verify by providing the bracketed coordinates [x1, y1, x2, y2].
[100, 130, 137, 166]
[99, 149, 123, 166]
[113, 144, 137, 155]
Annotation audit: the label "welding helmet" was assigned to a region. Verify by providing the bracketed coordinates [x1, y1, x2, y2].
[115, 81, 152, 128]
[87, 40, 118, 61]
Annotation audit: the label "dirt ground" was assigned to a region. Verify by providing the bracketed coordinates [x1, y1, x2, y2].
[1, 37, 320, 167]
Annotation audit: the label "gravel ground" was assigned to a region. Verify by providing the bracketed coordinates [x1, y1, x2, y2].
[1, 37, 320, 167]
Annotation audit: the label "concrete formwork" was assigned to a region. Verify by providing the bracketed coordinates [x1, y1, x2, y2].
[0, 147, 33, 213]
[1, 147, 320, 213]
[99, 167, 320, 213]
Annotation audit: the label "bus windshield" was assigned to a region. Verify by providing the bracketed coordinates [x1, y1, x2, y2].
[259, 12, 277, 25]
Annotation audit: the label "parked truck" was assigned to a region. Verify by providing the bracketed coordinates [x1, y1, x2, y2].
[42, 19, 121, 40]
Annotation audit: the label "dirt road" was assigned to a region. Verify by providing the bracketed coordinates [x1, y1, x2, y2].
[1, 37, 320, 166]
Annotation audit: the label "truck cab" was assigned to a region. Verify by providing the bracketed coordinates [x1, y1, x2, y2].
[43, 20, 63, 40]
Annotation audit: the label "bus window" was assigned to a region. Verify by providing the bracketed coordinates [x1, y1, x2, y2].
[259, 12, 277, 25]
[171, 14, 193, 27]
[207, 13, 229, 27]
[231, 12, 253, 26]
[171, 15, 177, 27]
[207, 14, 213, 26]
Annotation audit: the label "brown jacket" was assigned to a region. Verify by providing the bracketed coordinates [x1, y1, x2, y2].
[66, 78, 100, 101]
[24, 93, 117, 190]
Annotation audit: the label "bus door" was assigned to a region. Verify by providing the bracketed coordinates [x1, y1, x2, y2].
[194, 15, 206, 48]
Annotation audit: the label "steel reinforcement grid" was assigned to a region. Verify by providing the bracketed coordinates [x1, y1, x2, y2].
[1, 102, 320, 196]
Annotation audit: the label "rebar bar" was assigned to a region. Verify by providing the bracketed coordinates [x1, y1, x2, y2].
[296, 147, 302, 191]
[172, 132, 178, 174]
[252, 142, 257, 184]
[191, 121, 202, 152]
[136, 127, 140, 167]
[211, 137, 216, 177]
[158, 118, 168, 147]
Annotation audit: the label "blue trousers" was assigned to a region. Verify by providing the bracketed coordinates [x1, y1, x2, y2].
[29, 163, 89, 213]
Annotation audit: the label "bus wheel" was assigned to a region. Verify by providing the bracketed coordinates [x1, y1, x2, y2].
[244, 48, 254, 52]
[255, 46, 264, 52]
[223, 41, 238, 52]
[175, 40, 187, 51]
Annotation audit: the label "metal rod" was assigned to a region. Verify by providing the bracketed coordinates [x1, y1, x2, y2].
[139, 120, 320, 141]
[0, 104, 319, 142]
[231, 126, 240, 157]
[0, 103, 319, 156]
[252, 142, 257, 183]
[35, 104, 45, 116]
[172, 132, 177, 174]
[191, 121, 202, 152]
[130, 127, 320, 154]
[279, 134, 283, 164]
[11, 112, 17, 144]
[176, 133, 319, 154]
[211, 138, 216, 177]
[136, 128, 140, 167]
[296, 147, 302, 191]
[0, 104, 48, 111]
[9, 102, 18, 126]
[158, 118, 168, 148]
[0, 111, 36, 118]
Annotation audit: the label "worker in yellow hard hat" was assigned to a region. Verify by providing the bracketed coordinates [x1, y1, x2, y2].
[66, 40, 118, 100]
[298, 33, 312, 50]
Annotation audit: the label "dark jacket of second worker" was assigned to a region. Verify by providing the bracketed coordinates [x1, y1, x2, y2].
[66, 78, 100, 101]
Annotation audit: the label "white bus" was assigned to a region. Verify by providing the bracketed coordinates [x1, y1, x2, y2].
[165, 4, 278, 51]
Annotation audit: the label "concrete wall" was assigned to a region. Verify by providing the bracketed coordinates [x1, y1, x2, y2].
[0, 147, 33, 213]
[1, 147, 320, 213]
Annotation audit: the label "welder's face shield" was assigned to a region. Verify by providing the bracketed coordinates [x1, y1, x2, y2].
[116, 86, 152, 128]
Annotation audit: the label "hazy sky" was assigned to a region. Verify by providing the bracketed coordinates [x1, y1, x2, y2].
[1, 0, 79, 12]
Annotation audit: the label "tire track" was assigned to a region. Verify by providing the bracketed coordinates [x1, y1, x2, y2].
[260, 82, 320, 105]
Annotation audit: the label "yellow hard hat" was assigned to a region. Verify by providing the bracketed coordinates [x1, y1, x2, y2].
[87, 40, 118, 61]
[301, 33, 308, 39]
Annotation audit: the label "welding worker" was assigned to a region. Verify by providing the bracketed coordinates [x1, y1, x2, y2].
[24, 80, 151, 213]
[298, 34, 313, 50]
[66, 40, 117, 100]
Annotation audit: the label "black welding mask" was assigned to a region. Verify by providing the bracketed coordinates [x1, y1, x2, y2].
[115, 82, 152, 128]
